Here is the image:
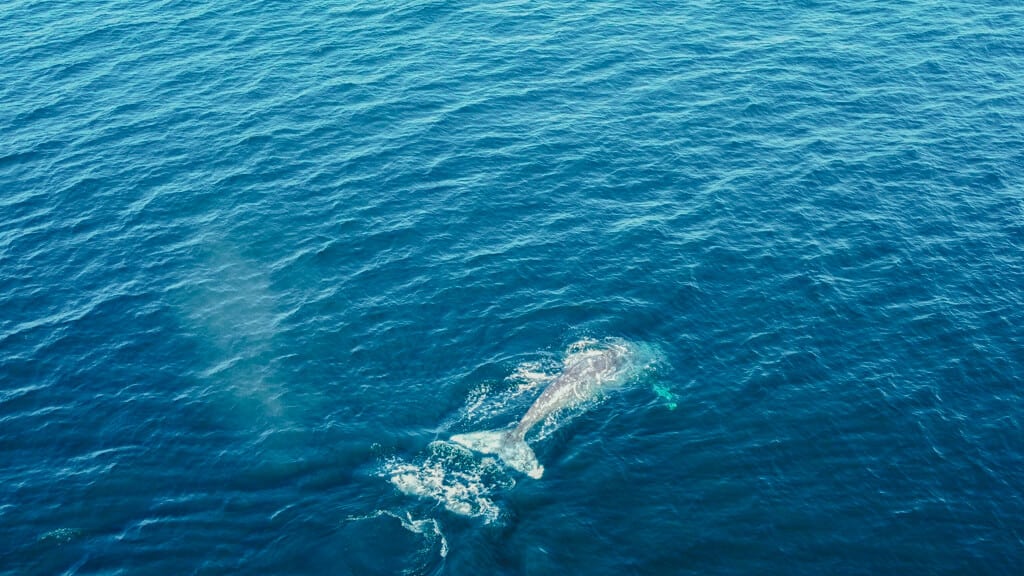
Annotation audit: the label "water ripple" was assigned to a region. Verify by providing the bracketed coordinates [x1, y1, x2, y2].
[2, 0, 1022, 573]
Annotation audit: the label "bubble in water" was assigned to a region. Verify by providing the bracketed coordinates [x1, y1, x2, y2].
[383, 441, 514, 524]
[37, 527, 80, 545]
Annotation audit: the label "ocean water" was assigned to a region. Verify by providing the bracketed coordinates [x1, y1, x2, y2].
[2, 0, 1023, 573]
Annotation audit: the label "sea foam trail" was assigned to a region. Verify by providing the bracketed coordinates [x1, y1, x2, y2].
[340, 510, 447, 575]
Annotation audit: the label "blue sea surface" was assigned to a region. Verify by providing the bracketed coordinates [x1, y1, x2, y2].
[2, 0, 1023, 574]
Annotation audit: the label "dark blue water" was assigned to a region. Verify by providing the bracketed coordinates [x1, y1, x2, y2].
[2, 1, 1023, 574]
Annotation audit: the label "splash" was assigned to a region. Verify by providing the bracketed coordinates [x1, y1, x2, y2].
[458, 360, 558, 426]
[383, 441, 514, 524]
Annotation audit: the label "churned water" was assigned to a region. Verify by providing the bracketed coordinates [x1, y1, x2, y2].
[2, 1, 1022, 574]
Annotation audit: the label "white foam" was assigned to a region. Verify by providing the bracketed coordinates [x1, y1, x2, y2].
[457, 359, 557, 426]
[394, 512, 449, 558]
[343, 510, 449, 571]
[384, 441, 514, 524]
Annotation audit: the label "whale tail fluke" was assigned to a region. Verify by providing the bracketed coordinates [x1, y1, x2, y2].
[451, 430, 544, 479]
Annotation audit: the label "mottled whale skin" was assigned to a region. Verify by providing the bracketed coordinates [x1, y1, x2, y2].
[451, 342, 631, 479]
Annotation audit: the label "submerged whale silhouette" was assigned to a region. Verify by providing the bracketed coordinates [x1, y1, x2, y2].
[451, 342, 632, 479]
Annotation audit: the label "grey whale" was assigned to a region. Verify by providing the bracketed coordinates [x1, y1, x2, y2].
[451, 340, 633, 479]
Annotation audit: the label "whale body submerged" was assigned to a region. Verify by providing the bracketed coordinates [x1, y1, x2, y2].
[451, 341, 634, 479]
